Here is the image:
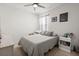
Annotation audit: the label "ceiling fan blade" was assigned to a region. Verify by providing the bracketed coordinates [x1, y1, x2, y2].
[38, 4, 45, 8]
[24, 4, 32, 7]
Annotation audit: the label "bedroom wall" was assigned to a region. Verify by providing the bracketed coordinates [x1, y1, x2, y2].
[0, 5, 38, 43]
[40, 3, 79, 51]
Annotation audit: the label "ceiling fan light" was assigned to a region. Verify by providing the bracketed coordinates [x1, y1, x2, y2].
[33, 4, 38, 8]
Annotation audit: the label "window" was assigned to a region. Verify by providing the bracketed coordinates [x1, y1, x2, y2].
[39, 15, 48, 31]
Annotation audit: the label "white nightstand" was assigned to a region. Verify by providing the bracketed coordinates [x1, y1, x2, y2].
[59, 37, 71, 52]
[0, 34, 14, 56]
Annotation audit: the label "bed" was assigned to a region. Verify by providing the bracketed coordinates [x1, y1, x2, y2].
[19, 34, 58, 56]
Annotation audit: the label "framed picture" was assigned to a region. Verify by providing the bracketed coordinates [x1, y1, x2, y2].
[60, 12, 68, 22]
[51, 16, 57, 22]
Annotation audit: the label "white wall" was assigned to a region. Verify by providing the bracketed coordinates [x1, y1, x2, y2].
[40, 3, 79, 51]
[0, 5, 38, 43]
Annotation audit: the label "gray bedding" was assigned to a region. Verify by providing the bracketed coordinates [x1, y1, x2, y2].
[19, 34, 58, 56]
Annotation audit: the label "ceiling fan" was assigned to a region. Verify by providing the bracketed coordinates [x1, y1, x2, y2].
[24, 3, 45, 11]
[24, 3, 45, 8]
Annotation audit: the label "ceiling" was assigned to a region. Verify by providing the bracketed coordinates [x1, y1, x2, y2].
[0, 3, 62, 14]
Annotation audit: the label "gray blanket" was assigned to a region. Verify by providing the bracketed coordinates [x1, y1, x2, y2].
[19, 34, 58, 56]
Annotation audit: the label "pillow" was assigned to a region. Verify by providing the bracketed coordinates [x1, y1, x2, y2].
[53, 32, 57, 36]
[35, 31, 41, 34]
[40, 31, 54, 36]
[40, 31, 45, 35]
[47, 32, 53, 36]
[44, 31, 48, 36]
[44, 31, 53, 36]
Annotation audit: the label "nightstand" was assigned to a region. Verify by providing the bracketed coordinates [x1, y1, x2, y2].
[59, 36, 71, 52]
[0, 34, 14, 56]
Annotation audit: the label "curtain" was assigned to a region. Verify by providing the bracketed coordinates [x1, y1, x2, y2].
[39, 16, 48, 32]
